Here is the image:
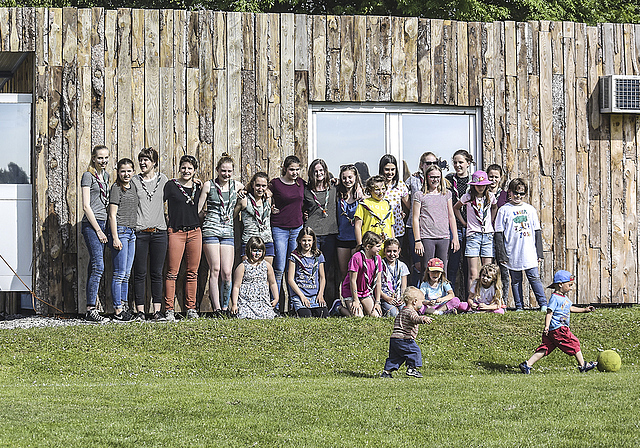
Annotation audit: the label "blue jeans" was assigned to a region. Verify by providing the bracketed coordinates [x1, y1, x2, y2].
[110, 226, 136, 309]
[82, 219, 107, 308]
[384, 338, 423, 371]
[272, 225, 302, 294]
[510, 267, 547, 309]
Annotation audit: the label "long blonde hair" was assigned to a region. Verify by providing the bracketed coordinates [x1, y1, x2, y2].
[471, 264, 503, 306]
[421, 165, 450, 194]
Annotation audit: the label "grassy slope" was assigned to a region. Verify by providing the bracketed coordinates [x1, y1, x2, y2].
[0, 309, 638, 447]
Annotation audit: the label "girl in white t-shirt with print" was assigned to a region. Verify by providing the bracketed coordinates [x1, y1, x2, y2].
[453, 170, 497, 299]
[467, 263, 506, 314]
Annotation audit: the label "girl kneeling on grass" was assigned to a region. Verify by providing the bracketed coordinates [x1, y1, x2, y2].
[231, 237, 279, 319]
[287, 226, 328, 318]
[467, 264, 506, 314]
[418, 258, 469, 315]
[336, 231, 384, 317]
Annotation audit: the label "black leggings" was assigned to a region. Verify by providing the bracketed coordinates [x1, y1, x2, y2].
[133, 230, 168, 306]
[297, 307, 329, 318]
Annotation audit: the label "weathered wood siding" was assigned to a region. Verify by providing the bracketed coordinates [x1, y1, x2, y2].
[0, 8, 638, 312]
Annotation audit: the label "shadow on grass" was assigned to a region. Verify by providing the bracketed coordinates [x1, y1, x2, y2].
[336, 370, 379, 378]
[476, 360, 520, 374]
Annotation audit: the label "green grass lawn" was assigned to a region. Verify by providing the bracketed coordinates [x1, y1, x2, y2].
[1, 308, 638, 447]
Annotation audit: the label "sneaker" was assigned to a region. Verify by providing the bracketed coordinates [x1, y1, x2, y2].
[380, 371, 393, 378]
[113, 310, 133, 322]
[329, 300, 342, 317]
[152, 311, 166, 322]
[165, 310, 175, 322]
[186, 309, 199, 319]
[85, 309, 108, 323]
[406, 368, 423, 378]
[519, 361, 531, 374]
[579, 361, 597, 373]
[540, 306, 548, 313]
[213, 309, 223, 319]
[134, 311, 146, 321]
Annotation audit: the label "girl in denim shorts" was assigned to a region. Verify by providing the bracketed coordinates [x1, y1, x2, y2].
[453, 170, 497, 300]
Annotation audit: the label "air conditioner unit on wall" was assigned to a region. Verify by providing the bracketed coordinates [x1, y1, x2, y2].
[600, 75, 640, 113]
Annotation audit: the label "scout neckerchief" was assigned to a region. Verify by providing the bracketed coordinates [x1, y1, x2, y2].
[359, 199, 392, 239]
[382, 258, 400, 295]
[172, 178, 197, 204]
[310, 186, 330, 217]
[93, 170, 108, 206]
[359, 250, 379, 297]
[247, 193, 269, 232]
[138, 173, 161, 201]
[340, 197, 357, 226]
[290, 250, 319, 282]
[471, 195, 491, 233]
[213, 178, 235, 224]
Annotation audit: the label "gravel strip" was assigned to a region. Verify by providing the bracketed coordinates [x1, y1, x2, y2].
[0, 314, 108, 330]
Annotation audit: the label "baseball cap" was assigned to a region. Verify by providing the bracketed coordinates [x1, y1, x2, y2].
[547, 270, 574, 288]
[427, 258, 444, 272]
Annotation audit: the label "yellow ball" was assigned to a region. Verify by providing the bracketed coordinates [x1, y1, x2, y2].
[597, 350, 621, 372]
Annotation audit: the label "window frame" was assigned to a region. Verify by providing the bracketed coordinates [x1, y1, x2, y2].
[308, 102, 482, 176]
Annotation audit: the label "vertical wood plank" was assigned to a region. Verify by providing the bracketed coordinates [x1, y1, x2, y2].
[173, 9, 187, 177]
[467, 22, 481, 106]
[576, 77, 590, 304]
[294, 71, 308, 167]
[493, 22, 505, 168]
[456, 21, 468, 106]
[353, 15, 366, 101]
[160, 9, 173, 68]
[22, 7, 35, 52]
[255, 13, 269, 172]
[104, 10, 118, 159]
[417, 18, 431, 103]
[326, 15, 340, 102]
[267, 13, 281, 177]
[444, 20, 457, 105]
[482, 78, 495, 164]
[212, 11, 226, 69]
[185, 66, 200, 169]
[91, 8, 105, 149]
[228, 11, 243, 165]
[198, 10, 213, 179]
[504, 75, 517, 174]
[340, 15, 354, 102]
[212, 12, 229, 178]
[145, 9, 160, 152]
[49, 9, 62, 66]
[539, 30, 552, 176]
[564, 22, 578, 253]
[310, 15, 326, 102]
[528, 74, 541, 214]
[243, 12, 255, 71]
[431, 19, 444, 104]
[117, 9, 132, 162]
[35, 8, 48, 66]
[62, 7, 78, 313]
[378, 16, 391, 101]
[610, 115, 624, 301]
[281, 13, 295, 159]
[34, 63, 49, 313]
[294, 14, 308, 71]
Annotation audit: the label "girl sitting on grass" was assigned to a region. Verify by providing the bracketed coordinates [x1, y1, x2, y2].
[467, 263, 506, 314]
[336, 231, 384, 317]
[287, 226, 328, 318]
[231, 236, 279, 319]
[419, 258, 469, 315]
[380, 238, 409, 318]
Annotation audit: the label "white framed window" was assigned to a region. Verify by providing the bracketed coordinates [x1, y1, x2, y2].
[309, 103, 482, 180]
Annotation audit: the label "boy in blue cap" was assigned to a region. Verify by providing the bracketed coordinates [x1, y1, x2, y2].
[519, 270, 597, 374]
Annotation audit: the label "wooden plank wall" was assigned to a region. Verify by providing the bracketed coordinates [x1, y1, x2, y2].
[0, 8, 638, 313]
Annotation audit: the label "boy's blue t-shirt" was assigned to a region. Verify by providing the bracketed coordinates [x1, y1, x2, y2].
[548, 292, 572, 330]
[419, 280, 452, 302]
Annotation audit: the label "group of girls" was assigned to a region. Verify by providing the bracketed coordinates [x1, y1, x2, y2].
[81, 143, 511, 322]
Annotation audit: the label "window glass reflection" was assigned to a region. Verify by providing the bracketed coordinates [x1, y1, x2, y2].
[316, 112, 385, 182]
[0, 103, 31, 184]
[402, 114, 475, 177]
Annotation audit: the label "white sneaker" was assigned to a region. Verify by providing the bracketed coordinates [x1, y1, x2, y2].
[165, 310, 175, 322]
[186, 309, 199, 319]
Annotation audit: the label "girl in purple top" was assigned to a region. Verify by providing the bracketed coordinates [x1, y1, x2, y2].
[269, 155, 305, 301]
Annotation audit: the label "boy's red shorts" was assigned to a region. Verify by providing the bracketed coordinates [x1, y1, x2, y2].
[536, 326, 581, 356]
